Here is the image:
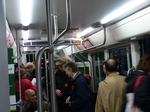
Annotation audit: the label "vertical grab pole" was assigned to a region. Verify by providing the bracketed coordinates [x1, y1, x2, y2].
[16, 29, 22, 111]
[44, 52, 49, 101]
[79, 53, 94, 91]
[45, 0, 57, 112]
[0, 0, 10, 111]
[73, 54, 86, 74]
[36, 47, 44, 112]
[36, 47, 51, 112]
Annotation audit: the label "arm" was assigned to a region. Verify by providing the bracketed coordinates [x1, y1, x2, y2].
[26, 79, 36, 90]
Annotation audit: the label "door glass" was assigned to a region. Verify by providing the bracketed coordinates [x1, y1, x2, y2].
[109, 46, 132, 76]
[139, 36, 150, 56]
[93, 51, 104, 91]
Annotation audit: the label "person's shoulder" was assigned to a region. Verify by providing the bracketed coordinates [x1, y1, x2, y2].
[75, 75, 87, 84]
[76, 74, 85, 80]
[22, 104, 28, 112]
[140, 75, 150, 83]
[117, 74, 126, 79]
[98, 80, 109, 90]
[22, 76, 31, 81]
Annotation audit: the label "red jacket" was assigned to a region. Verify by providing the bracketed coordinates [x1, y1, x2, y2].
[15, 76, 36, 101]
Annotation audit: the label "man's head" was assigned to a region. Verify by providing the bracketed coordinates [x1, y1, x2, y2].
[103, 59, 118, 75]
[63, 61, 78, 78]
[25, 62, 35, 72]
[55, 57, 70, 72]
[25, 89, 37, 104]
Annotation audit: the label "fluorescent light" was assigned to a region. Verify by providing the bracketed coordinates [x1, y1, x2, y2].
[57, 46, 66, 50]
[24, 47, 28, 51]
[22, 30, 29, 40]
[20, 0, 33, 26]
[76, 27, 94, 38]
[101, 0, 147, 24]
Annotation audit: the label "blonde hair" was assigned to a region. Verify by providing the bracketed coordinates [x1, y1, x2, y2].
[25, 62, 34, 69]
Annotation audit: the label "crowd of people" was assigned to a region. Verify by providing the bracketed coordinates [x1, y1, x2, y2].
[14, 55, 150, 112]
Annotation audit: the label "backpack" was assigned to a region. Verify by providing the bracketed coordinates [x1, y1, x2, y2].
[83, 74, 91, 88]
[82, 74, 97, 112]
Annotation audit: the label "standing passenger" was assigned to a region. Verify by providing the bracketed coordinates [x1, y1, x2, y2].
[55, 57, 71, 112]
[25, 62, 35, 81]
[15, 68, 36, 102]
[64, 62, 92, 112]
[122, 55, 150, 112]
[95, 59, 127, 112]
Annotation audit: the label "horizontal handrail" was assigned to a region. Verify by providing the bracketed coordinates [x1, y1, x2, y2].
[72, 25, 106, 54]
[127, 66, 135, 76]
[10, 100, 21, 106]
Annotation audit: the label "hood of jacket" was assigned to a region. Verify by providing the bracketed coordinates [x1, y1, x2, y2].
[126, 70, 146, 93]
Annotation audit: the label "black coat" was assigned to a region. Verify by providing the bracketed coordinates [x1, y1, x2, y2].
[55, 69, 71, 99]
[122, 70, 150, 112]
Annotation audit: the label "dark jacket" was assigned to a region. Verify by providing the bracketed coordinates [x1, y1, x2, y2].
[22, 101, 49, 112]
[55, 69, 71, 99]
[70, 72, 92, 112]
[122, 70, 150, 112]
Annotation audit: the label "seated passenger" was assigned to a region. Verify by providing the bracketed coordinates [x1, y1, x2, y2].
[22, 89, 50, 112]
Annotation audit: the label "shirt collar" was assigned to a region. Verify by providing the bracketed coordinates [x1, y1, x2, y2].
[72, 72, 77, 80]
[107, 72, 119, 78]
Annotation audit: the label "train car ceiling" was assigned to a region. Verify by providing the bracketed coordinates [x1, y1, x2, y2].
[111, 6, 150, 41]
[5, 0, 150, 57]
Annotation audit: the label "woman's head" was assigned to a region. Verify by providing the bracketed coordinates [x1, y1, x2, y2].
[16, 68, 27, 77]
[136, 55, 150, 75]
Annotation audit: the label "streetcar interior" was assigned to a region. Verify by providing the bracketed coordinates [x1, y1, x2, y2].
[2, 0, 150, 111]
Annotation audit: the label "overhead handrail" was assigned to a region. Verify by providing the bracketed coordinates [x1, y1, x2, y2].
[52, 14, 59, 39]
[53, 0, 71, 44]
[73, 54, 86, 74]
[73, 25, 106, 54]
[127, 66, 135, 76]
